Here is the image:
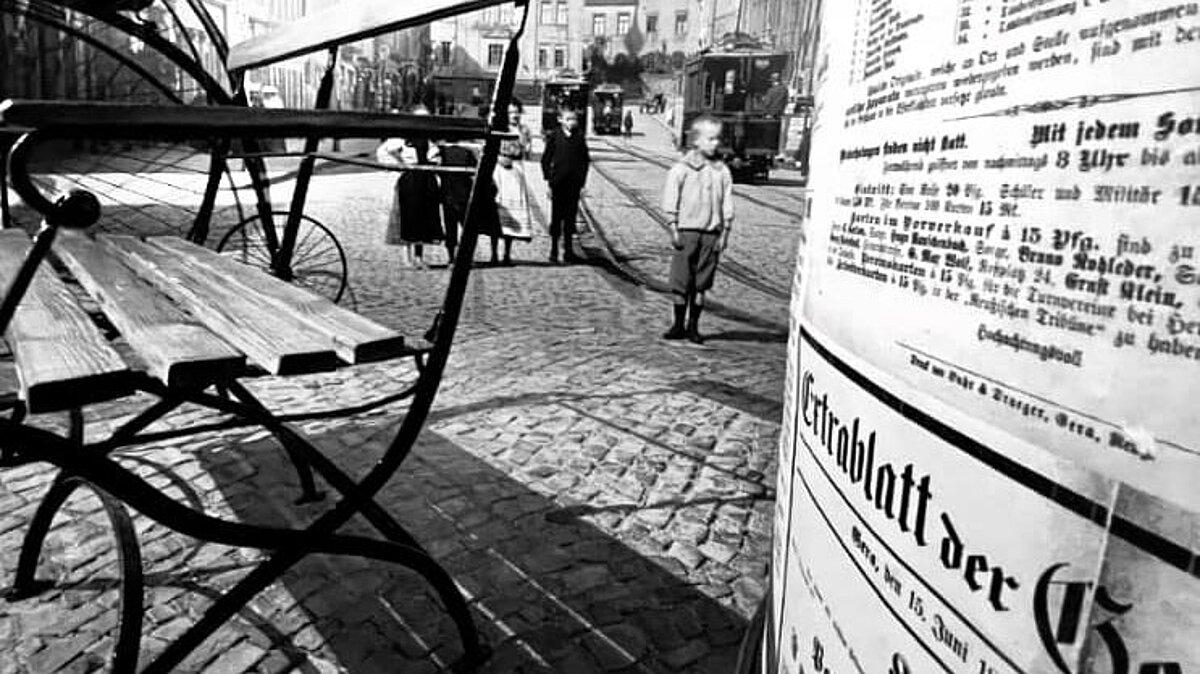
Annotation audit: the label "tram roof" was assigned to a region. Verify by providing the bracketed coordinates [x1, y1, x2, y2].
[229, 0, 520, 71]
[689, 49, 785, 62]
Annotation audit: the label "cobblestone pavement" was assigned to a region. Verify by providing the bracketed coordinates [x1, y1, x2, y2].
[0, 108, 804, 672]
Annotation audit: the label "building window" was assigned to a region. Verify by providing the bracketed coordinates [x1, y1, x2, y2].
[592, 13, 606, 36]
[540, 1, 553, 24]
[617, 13, 630, 35]
[538, 47, 548, 68]
[440, 41, 452, 65]
[674, 11, 688, 35]
[487, 43, 505, 67]
[556, 0, 568, 24]
[645, 13, 658, 33]
[554, 46, 566, 68]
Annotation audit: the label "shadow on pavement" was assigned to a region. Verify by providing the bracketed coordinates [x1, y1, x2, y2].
[183, 419, 749, 672]
[545, 493, 771, 525]
[700, 330, 788, 345]
[669, 379, 783, 424]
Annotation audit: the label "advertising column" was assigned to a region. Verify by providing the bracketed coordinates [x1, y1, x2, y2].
[770, 1, 1200, 672]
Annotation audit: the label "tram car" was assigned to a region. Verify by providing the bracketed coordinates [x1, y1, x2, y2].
[541, 76, 590, 133]
[591, 83, 624, 134]
[431, 74, 496, 117]
[679, 38, 789, 181]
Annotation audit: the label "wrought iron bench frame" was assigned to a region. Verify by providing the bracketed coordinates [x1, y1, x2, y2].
[0, 1, 531, 671]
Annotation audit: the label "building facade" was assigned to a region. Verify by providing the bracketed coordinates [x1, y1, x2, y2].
[738, 0, 822, 95]
[581, 0, 637, 62]
[430, 0, 590, 95]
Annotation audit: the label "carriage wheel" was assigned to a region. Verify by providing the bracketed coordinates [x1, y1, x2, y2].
[216, 212, 349, 303]
[0, 0, 253, 243]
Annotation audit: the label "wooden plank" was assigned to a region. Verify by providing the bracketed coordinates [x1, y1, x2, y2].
[150, 237, 407, 364]
[227, 0, 511, 71]
[54, 231, 246, 388]
[102, 235, 341, 376]
[0, 230, 130, 413]
[0, 100, 488, 141]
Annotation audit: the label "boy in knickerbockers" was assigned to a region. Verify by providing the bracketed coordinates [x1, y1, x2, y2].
[661, 115, 733, 344]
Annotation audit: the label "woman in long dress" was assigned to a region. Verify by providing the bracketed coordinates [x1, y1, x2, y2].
[379, 107, 444, 268]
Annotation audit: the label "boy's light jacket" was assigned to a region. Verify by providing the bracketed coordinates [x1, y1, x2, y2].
[661, 151, 734, 232]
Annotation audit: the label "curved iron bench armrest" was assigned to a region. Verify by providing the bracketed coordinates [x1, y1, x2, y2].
[0, 132, 100, 336]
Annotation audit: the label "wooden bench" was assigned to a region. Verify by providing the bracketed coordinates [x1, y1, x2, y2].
[0, 221, 480, 668]
[0, 0, 533, 668]
[0, 229, 415, 413]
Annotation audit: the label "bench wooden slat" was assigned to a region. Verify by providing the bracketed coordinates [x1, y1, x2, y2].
[102, 235, 341, 376]
[54, 232, 247, 388]
[150, 237, 407, 364]
[0, 230, 131, 412]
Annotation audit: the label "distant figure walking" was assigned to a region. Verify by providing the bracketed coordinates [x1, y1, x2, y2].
[623, 109, 634, 140]
[540, 109, 590, 264]
[661, 115, 734, 344]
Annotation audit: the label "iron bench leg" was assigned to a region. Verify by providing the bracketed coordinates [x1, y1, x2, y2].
[4, 473, 145, 673]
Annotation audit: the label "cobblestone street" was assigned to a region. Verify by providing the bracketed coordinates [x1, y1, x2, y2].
[0, 109, 805, 672]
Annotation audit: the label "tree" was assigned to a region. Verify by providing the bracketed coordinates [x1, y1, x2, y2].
[623, 22, 644, 57]
[586, 38, 609, 84]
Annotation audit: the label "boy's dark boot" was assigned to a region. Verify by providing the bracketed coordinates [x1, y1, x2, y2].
[549, 237, 560, 264]
[663, 303, 687, 340]
[563, 231, 579, 263]
[686, 302, 704, 344]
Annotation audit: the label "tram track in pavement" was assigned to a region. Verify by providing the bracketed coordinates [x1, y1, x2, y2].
[583, 153, 793, 303]
[600, 139, 809, 223]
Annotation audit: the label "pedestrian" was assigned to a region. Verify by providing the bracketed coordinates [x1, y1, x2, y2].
[437, 140, 477, 264]
[623, 109, 634, 140]
[491, 140, 533, 265]
[540, 108, 590, 264]
[378, 106, 443, 269]
[661, 115, 733, 344]
[763, 72, 788, 116]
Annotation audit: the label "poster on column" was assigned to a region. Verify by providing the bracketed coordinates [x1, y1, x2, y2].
[769, 1, 1200, 673]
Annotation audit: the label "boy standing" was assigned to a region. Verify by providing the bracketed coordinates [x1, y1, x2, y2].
[661, 115, 733, 344]
[540, 109, 590, 264]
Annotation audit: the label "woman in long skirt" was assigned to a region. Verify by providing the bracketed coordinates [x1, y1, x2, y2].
[379, 107, 444, 268]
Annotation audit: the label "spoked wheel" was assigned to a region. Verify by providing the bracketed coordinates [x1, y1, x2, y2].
[0, 0, 256, 242]
[216, 211, 349, 303]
